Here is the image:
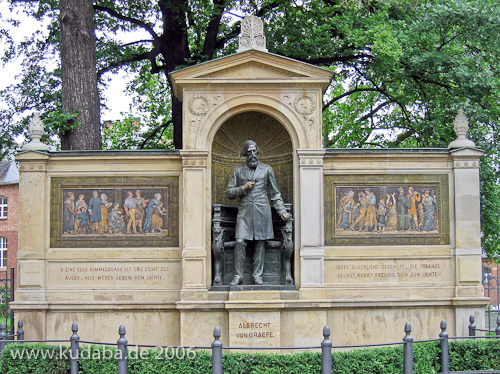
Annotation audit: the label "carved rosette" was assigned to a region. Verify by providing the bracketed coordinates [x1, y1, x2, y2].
[453, 160, 479, 169]
[180, 150, 209, 169]
[19, 162, 46, 172]
[282, 94, 316, 131]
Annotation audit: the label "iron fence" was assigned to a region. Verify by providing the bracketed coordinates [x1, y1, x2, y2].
[0, 267, 14, 337]
[0, 316, 499, 374]
[483, 268, 500, 333]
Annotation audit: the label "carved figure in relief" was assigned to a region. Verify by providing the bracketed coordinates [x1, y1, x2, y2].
[63, 192, 77, 234]
[108, 202, 125, 234]
[226, 140, 292, 286]
[407, 187, 421, 231]
[376, 199, 387, 232]
[77, 206, 90, 234]
[143, 193, 162, 233]
[352, 188, 377, 231]
[88, 190, 103, 234]
[336, 190, 355, 230]
[421, 189, 437, 231]
[134, 190, 148, 234]
[124, 191, 138, 234]
[74, 194, 88, 234]
[98, 193, 112, 234]
[386, 193, 397, 231]
[396, 187, 411, 231]
[151, 202, 166, 232]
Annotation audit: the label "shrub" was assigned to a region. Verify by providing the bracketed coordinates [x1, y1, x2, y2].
[0, 339, 499, 374]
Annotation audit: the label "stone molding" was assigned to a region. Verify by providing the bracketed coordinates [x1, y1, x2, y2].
[19, 162, 47, 172]
[180, 150, 209, 168]
[297, 149, 325, 167]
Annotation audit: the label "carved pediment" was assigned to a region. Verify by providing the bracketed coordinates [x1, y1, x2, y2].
[197, 61, 308, 79]
[169, 50, 335, 100]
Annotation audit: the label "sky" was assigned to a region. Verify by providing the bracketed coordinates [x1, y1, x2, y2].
[0, 3, 133, 122]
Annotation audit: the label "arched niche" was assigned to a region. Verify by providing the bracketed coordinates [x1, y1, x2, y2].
[211, 111, 293, 206]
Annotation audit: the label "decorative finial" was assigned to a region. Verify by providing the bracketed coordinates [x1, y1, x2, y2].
[22, 112, 50, 151]
[448, 109, 476, 148]
[323, 326, 331, 338]
[237, 16, 268, 53]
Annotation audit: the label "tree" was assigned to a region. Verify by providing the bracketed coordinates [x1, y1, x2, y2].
[1, 0, 500, 255]
[59, 0, 101, 149]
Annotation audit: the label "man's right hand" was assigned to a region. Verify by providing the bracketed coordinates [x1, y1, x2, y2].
[243, 181, 255, 191]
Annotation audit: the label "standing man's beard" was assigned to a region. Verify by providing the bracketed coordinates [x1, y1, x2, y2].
[247, 156, 258, 169]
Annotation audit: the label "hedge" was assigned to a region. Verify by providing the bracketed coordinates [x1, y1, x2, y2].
[0, 339, 499, 374]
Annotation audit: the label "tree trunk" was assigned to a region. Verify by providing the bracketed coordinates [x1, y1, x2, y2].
[59, 0, 102, 150]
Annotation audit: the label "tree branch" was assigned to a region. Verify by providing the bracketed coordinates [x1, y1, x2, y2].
[323, 87, 381, 111]
[388, 128, 417, 147]
[201, 0, 230, 60]
[356, 101, 391, 123]
[122, 39, 154, 47]
[97, 51, 152, 77]
[93, 4, 159, 40]
[139, 119, 172, 149]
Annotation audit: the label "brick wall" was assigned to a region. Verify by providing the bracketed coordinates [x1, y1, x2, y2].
[0, 183, 19, 289]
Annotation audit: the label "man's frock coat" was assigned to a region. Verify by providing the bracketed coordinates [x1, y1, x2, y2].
[226, 162, 287, 240]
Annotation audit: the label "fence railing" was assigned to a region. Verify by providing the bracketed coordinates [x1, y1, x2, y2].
[0, 316, 499, 374]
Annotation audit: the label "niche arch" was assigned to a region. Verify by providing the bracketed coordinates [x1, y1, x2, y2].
[211, 111, 293, 206]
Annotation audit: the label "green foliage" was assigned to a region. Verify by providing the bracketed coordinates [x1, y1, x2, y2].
[2, 0, 500, 253]
[0, 286, 10, 319]
[0, 343, 70, 374]
[42, 106, 80, 137]
[1, 340, 500, 373]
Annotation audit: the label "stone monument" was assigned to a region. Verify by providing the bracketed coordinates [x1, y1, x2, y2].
[12, 16, 487, 348]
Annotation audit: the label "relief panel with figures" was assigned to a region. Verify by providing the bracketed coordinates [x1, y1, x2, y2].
[324, 174, 450, 246]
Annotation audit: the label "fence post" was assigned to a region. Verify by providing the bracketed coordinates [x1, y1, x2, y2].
[117, 325, 128, 374]
[321, 326, 332, 374]
[468, 315, 476, 337]
[496, 316, 500, 337]
[212, 326, 223, 374]
[403, 322, 413, 374]
[440, 320, 449, 374]
[70, 322, 79, 374]
[9, 267, 15, 337]
[17, 320, 24, 342]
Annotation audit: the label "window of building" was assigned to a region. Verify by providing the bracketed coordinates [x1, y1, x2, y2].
[483, 267, 491, 284]
[0, 237, 6, 268]
[0, 197, 6, 219]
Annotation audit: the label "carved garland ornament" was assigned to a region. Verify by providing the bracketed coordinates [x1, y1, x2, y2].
[187, 94, 225, 134]
[282, 94, 316, 131]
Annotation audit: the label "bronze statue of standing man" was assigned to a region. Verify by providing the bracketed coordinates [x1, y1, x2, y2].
[226, 140, 292, 286]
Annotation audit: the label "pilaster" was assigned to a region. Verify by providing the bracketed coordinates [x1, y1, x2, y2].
[297, 149, 325, 288]
[450, 148, 486, 331]
[179, 150, 210, 299]
[15, 151, 49, 303]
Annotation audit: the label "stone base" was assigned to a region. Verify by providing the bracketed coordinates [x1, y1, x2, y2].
[12, 297, 487, 348]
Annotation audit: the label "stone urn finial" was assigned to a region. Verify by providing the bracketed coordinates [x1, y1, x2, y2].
[22, 112, 50, 151]
[448, 109, 476, 148]
[237, 15, 268, 53]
